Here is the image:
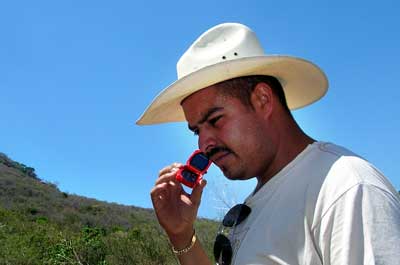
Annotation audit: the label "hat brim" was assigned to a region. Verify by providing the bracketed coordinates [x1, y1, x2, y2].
[136, 55, 328, 125]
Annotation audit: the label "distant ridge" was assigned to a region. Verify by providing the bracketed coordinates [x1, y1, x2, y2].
[0, 152, 155, 230]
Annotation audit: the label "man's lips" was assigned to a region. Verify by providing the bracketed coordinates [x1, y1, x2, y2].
[210, 151, 231, 164]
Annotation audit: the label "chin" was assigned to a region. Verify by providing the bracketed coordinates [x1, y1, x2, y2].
[221, 167, 248, 181]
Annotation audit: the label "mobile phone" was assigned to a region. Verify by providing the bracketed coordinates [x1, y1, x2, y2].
[176, 150, 212, 188]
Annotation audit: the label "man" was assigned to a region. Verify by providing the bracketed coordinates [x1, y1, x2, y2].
[137, 23, 400, 264]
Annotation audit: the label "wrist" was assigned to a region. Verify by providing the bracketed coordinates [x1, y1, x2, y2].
[168, 227, 195, 250]
[171, 229, 196, 256]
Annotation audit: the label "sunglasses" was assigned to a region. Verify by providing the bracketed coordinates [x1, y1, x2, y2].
[176, 150, 212, 188]
[213, 204, 251, 265]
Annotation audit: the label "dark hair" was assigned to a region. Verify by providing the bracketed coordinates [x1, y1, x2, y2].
[216, 75, 290, 113]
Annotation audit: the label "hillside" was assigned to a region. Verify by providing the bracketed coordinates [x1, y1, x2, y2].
[0, 152, 156, 231]
[0, 152, 218, 264]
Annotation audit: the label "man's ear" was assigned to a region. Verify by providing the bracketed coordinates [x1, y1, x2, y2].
[250, 82, 274, 117]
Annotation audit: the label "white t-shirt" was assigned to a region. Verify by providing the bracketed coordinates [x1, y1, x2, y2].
[230, 142, 400, 265]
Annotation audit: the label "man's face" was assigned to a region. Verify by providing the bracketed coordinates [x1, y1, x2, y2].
[182, 85, 274, 181]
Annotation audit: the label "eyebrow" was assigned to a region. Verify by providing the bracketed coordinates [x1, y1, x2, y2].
[188, 107, 224, 132]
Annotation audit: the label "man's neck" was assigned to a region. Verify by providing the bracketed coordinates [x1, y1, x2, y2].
[254, 125, 314, 193]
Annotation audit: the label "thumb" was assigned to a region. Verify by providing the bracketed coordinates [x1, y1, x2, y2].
[191, 179, 207, 207]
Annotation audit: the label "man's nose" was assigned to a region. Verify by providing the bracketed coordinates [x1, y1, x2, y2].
[198, 129, 217, 154]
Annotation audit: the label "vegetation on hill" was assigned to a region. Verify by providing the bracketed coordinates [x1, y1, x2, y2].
[0, 152, 218, 264]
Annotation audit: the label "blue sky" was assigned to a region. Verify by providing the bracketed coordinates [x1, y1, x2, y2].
[1, 0, 399, 219]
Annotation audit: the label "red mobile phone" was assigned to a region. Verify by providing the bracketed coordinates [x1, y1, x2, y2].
[176, 150, 212, 188]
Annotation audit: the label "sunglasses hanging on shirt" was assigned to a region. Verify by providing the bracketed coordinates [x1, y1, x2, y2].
[214, 204, 251, 265]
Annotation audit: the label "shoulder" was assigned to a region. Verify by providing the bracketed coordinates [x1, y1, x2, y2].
[311, 142, 390, 188]
[319, 142, 394, 192]
[311, 142, 399, 218]
[312, 142, 358, 162]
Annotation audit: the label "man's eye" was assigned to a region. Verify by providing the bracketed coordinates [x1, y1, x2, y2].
[209, 116, 222, 126]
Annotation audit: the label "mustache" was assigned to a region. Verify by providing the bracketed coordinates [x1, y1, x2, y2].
[205, 146, 231, 159]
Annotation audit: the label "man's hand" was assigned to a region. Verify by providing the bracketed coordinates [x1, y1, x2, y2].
[150, 163, 207, 246]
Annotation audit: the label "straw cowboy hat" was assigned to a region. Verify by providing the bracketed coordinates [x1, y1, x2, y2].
[136, 23, 328, 125]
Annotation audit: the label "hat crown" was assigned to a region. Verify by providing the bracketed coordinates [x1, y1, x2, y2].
[177, 23, 265, 79]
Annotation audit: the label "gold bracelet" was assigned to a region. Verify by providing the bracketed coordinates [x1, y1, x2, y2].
[171, 230, 197, 256]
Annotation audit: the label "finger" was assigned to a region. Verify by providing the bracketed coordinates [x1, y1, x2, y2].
[152, 179, 185, 208]
[168, 179, 187, 197]
[155, 169, 180, 186]
[150, 182, 170, 204]
[158, 163, 183, 177]
[190, 179, 207, 207]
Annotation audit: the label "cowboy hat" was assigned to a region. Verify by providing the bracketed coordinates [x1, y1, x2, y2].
[136, 23, 328, 125]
